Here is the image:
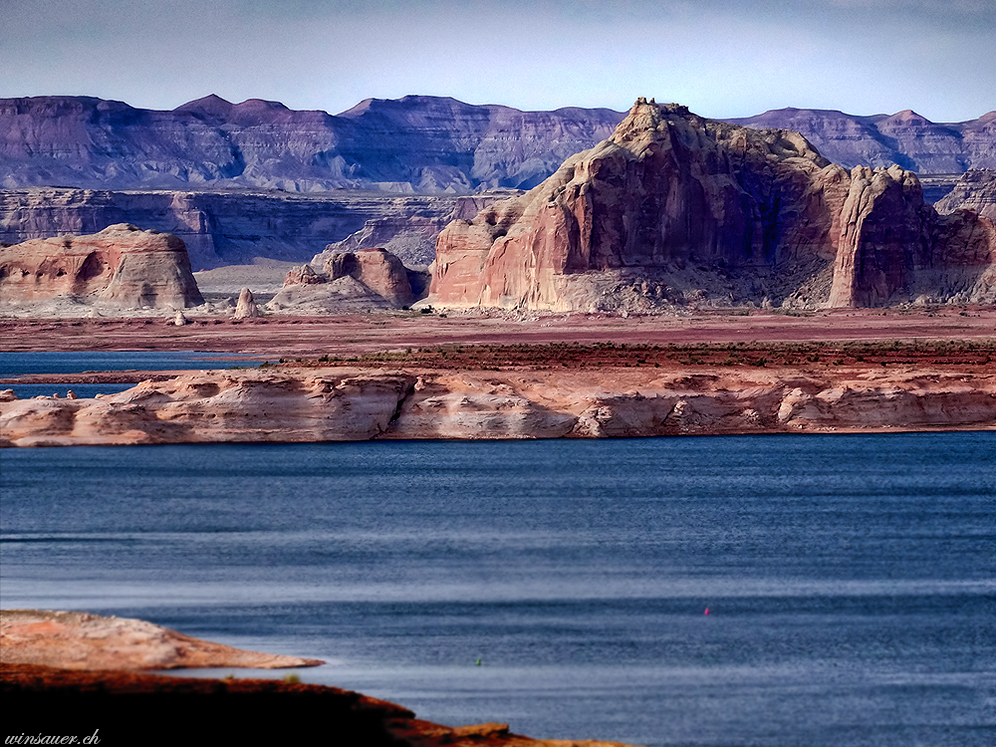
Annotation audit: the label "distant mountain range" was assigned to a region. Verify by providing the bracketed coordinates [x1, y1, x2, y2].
[2, 95, 993, 193]
[727, 108, 995, 174]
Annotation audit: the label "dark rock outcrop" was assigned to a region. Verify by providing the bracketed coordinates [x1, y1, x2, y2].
[430, 100, 996, 312]
[0, 224, 203, 309]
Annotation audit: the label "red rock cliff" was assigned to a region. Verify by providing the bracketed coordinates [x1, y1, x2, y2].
[430, 100, 996, 311]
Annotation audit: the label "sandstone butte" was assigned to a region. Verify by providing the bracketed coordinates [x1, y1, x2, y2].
[2, 611, 632, 747]
[0, 223, 203, 310]
[3, 356, 994, 447]
[268, 247, 418, 312]
[429, 99, 996, 313]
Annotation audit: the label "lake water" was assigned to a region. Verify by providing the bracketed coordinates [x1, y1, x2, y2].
[0, 350, 267, 399]
[1, 434, 993, 746]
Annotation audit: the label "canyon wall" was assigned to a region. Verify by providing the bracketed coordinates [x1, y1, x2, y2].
[2, 365, 993, 447]
[0, 188, 472, 270]
[3, 96, 992, 275]
[430, 101, 996, 312]
[935, 169, 996, 221]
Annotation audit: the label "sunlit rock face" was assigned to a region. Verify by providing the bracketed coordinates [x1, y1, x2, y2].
[0, 224, 203, 309]
[4, 365, 996, 447]
[430, 100, 996, 312]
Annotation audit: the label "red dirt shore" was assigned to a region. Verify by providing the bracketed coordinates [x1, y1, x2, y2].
[2, 307, 993, 358]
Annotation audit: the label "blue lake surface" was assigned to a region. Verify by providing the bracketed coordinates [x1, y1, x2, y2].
[0, 350, 266, 399]
[1, 434, 994, 746]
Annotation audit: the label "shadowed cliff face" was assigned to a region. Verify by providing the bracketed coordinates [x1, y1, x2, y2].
[430, 101, 996, 311]
[0, 189, 477, 270]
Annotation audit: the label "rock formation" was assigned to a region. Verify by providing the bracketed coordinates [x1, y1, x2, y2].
[324, 248, 416, 307]
[0, 188, 473, 270]
[314, 193, 509, 267]
[3, 97, 992, 275]
[233, 287, 261, 318]
[0, 224, 203, 310]
[2, 364, 993, 447]
[935, 169, 996, 221]
[4, 94, 991, 195]
[829, 165, 996, 307]
[0, 95, 623, 193]
[0, 610, 322, 671]
[430, 100, 996, 312]
[266, 248, 417, 312]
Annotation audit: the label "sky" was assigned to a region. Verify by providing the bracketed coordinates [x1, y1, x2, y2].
[2, 0, 994, 122]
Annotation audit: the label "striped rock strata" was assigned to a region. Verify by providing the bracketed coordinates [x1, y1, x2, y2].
[2, 366, 993, 447]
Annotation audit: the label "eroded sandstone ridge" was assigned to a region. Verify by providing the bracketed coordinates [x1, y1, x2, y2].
[430, 100, 996, 312]
[0, 223, 203, 309]
[3, 362, 993, 447]
[829, 165, 996, 307]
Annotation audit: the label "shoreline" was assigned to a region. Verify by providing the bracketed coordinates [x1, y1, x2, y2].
[3, 309, 994, 447]
[1, 610, 632, 747]
[3, 356, 994, 447]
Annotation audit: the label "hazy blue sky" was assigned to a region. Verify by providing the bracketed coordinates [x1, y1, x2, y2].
[3, 0, 993, 121]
